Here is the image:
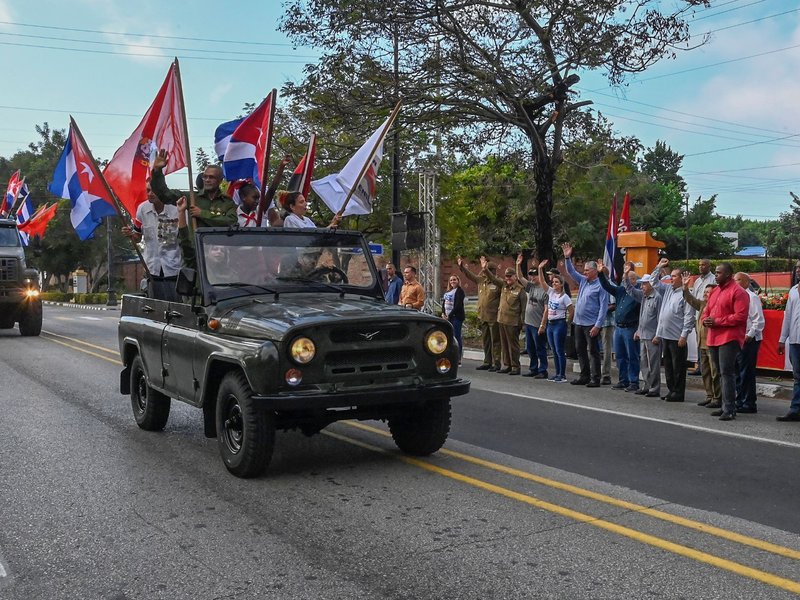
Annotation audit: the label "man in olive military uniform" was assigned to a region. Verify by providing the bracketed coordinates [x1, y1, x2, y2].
[485, 266, 527, 375]
[150, 149, 237, 227]
[458, 255, 502, 370]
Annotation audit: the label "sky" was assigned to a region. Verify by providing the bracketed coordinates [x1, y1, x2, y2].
[0, 0, 798, 221]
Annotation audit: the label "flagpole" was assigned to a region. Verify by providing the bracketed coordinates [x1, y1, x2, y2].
[172, 58, 198, 231]
[69, 117, 152, 280]
[300, 133, 316, 197]
[336, 99, 402, 219]
[256, 88, 278, 227]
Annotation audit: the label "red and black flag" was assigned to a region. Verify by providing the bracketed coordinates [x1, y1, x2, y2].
[287, 134, 316, 199]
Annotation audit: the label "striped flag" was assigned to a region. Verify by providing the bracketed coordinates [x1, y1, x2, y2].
[603, 194, 618, 282]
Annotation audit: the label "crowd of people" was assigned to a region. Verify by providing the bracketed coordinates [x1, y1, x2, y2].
[454, 246, 800, 424]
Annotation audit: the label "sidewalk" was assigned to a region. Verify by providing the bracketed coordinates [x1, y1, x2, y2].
[461, 348, 794, 401]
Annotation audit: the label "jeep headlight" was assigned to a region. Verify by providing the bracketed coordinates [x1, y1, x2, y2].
[290, 337, 316, 364]
[425, 330, 448, 355]
[25, 289, 39, 298]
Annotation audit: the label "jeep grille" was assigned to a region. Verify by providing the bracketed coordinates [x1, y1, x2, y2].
[325, 348, 414, 376]
[329, 324, 408, 344]
[0, 258, 18, 282]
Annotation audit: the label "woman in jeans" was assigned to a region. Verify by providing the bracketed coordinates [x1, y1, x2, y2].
[442, 274, 466, 364]
[538, 259, 574, 382]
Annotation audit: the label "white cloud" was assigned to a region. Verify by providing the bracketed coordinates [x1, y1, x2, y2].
[209, 83, 233, 106]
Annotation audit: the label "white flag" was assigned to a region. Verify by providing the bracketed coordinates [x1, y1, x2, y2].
[311, 117, 388, 216]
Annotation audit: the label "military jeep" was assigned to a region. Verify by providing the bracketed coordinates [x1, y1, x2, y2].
[0, 218, 42, 336]
[118, 228, 469, 477]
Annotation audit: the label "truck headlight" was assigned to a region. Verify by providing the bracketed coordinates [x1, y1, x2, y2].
[425, 329, 448, 355]
[290, 337, 316, 364]
[25, 289, 39, 298]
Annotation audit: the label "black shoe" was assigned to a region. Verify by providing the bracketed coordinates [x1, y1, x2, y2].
[719, 412, 735, 421]
[534, 372, 548, 379]
[665, 397, 684, 402]
[776, 413, 800, 422]
[497, 367, 512, 374]
[476, 364, 491, 371]
[487, 366, 497, 372]
[697, 400, 711, 407]
[509, 369, 520, 376]
[737, 406, 757, 414]
[660, 395, 670, 400]
[634, 389, 648, 395]
[688, 369, 701, 376]
[586, 381, 601, 388]
[570, 378, 590, 386]
[645, 391, 660, 397]
[710, 409, 723, 417]
[601, 376, 612, 385]
[625, 386, 639, 392]
[611, 382, 627, 390]
[522, 372, 536, 378]
[706, 403, 721, 409]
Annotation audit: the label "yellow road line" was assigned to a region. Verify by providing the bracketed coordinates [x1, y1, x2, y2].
[42, 330, 120, 356]
[41, 335, 122, 366]
[324, 430, 800, 595]
[344, 421, 800, 562]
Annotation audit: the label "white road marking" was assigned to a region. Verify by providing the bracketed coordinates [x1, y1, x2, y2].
[472, 384, 800, 450]
[78, 316, 102, 321]
[0, 561, 7, 577]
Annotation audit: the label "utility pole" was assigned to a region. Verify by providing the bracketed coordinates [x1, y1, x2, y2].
[391, 20, 401, 270]
[684, 193, 690, 262]
[106, 216, 117, 306]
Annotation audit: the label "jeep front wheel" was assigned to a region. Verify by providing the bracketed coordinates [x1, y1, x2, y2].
[215, 372, 275, 478]
[130, 355, 171, 431]
[388, 397, 451, 456]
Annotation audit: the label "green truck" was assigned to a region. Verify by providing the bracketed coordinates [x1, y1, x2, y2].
[0, 218, 42, 336]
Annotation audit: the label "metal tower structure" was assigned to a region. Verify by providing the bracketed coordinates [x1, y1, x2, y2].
[418, 171, 440, 315]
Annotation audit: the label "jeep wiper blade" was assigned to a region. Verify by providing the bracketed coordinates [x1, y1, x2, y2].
[275, 276, 345, 294]
[213, 282, 278, 295]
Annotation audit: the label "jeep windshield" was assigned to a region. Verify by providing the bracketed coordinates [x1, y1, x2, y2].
[197, 229, 380, 300]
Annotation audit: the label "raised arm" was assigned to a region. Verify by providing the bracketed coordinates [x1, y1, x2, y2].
[561, 242, 585, 285]
[681, 273, 702, 311]
[457, 255, 480, 284]
[515, 254, 528, 287]
[650, 258, 670, 293]
[538, 258, 552, 293]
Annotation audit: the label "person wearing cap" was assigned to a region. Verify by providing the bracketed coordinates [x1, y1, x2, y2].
[485, 264, 527, 375]
[597, 259, 641, 392]
[458, 255, 502, 371]
[651, 258, 696, 403]
[682, 273, 721, 408]
[515, 254, 548, 378]
[626, 272, 663, 397]
[562, 242, 608, 388]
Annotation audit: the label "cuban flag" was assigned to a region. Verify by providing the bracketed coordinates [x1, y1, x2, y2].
[287, 134, 316, 199]
[15, 183, 33, 246]
[2, 170, 22, 215]
[603, 194, 618, 282]
[48, 120, 117, 240]
[214, 90, 275, 189]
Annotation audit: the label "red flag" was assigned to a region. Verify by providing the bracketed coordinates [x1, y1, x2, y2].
[18, 202, 59, 239]
[2, 170, 22, 215]
[104, 60, 188, 217]
[287, 134, 316, 199]
[603, 194, 618, 281]
[618, 192, 631, 234]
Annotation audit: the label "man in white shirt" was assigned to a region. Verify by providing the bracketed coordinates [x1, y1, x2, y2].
[122, 183, 182, 300]
[777, 260, 800, 421]
[733, 272, 765, 413]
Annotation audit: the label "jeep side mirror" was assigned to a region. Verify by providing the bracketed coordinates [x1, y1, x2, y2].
[176, 268, 197, 296]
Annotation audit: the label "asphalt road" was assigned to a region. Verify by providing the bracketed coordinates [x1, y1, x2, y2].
[0, 304, 798, 599]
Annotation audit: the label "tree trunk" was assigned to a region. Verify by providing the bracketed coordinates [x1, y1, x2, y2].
[533, 164, 555, 263]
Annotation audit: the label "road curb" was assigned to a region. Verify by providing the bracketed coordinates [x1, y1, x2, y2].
[43, 301, 120, 312]
[462, 349, 791, 401]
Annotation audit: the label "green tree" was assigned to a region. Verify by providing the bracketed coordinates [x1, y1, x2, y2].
[280, 0, 710, 260]
[641, 140, 686, 193]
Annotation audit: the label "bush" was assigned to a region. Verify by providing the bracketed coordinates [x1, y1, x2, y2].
[670, 259, 759, 273]
[40, 292, 74, 302]
[72, 293, 109, 304]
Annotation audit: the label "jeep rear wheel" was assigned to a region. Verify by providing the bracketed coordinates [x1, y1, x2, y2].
[388, 397, 451, 456]
[130, 355, 171, 431]
[216, 372, 275, 478]
[18, 300, 42, 336]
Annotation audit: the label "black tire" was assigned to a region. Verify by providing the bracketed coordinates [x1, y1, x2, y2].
[216, 372, 275, 478]
[129, 354, 171, 431]
[18, 300, 42, 337]
[388, 397, 451, 456]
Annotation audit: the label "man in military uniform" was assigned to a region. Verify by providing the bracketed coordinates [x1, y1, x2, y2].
[458, 255, 501, 371]
[150, 149, 237, 227]
[485, 266, 527, 375]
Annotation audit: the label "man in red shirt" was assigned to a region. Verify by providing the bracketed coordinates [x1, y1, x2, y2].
[701, 262, 750, 421]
